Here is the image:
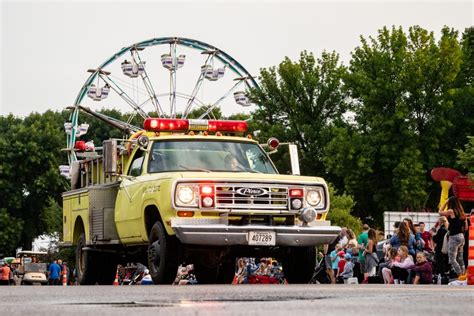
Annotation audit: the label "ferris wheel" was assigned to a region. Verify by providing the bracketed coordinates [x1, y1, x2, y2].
[64, 37, 259, 166]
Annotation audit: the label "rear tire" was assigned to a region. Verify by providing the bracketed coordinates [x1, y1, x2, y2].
[282, 246, 316, 284]
[76, 232, 98, 285]
[148, 221, 179, 284]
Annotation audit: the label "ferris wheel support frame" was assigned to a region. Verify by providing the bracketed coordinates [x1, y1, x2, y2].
[67, 37, 260, 165]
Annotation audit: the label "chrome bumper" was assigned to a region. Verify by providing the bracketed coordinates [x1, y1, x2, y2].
[171, 223, 341, 246]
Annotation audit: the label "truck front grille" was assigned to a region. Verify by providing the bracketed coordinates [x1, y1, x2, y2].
[215, 183, 288, 210]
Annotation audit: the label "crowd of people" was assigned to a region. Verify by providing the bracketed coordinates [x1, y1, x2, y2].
[0, 257, 75, 286]
[1, 195, 470, 286]
[322, 196, 470, 285]
[234, 257, 285, 284]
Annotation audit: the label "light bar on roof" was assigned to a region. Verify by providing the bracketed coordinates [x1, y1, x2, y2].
[143, 118, 248, 133]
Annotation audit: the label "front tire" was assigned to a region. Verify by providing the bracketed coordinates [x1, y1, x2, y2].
[148, 221, 179, 284]
[282, 246, 316, 284]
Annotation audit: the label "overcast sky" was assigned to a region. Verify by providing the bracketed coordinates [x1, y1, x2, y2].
[1, 0, 472, 117]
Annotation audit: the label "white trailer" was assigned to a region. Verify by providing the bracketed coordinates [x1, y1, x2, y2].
[383, 212, 440, 237]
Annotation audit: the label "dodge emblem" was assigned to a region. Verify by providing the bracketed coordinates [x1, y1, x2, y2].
[236, 187, 268, 196]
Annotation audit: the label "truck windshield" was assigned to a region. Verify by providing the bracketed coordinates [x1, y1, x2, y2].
[148, 140, 277, 174]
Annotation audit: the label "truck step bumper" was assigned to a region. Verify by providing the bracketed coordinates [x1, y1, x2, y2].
[171, 224, 341, 246]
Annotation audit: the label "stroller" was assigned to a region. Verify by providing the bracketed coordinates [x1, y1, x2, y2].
[309, 256, 331, 284]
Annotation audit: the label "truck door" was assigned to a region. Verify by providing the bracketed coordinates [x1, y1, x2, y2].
[115, 148, 146, 241]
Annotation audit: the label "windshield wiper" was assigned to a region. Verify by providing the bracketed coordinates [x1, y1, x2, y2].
[179, 164, 212, 173]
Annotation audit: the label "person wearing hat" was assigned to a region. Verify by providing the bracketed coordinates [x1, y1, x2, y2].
[340, 253, 354, 283]
[0, 262, 11, 286]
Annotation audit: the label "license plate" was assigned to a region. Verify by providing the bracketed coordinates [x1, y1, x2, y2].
[248, 231, 276, 246]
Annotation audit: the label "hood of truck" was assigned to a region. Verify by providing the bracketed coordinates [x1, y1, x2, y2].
[171, 171, 327, 185]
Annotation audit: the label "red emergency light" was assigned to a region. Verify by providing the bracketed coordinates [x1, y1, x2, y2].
[208, 120, 248, 133]
[144, 118, 189, 131]
[200, 184, 215, 208]
[143, 118, 248, 133]
[289, 188, 304, 198]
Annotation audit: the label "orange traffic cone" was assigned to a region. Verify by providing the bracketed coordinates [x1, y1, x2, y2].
[467, 212, 474, 285]
[113, 269, 119, 286]
[62, 265, 68, 286]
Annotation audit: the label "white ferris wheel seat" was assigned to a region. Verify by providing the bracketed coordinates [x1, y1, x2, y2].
[161, 54, 186, 70]
[121, 60, 146, 78]
[87, 84, 110, 101]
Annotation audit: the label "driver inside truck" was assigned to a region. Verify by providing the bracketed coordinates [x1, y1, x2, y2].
[225, 154, 239, 171]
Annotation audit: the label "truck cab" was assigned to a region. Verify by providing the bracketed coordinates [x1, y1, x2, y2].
[62, 118, 340, 284]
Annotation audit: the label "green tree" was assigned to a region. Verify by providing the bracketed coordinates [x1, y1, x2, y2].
[326, 185, 362, 234]
[185, 105, 222, 120]
[0, 111, 67, 250]
[457, 136, 474, 179]
[250, 51, 348, 177]
[325, 26, 464, 221]
[0, 208, 23, 256]
[444, 27, 474, 165]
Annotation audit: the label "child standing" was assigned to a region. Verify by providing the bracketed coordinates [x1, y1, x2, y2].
[330, 244, 342, 278]
[341, 253, 354, 283]
[336, 251, 346, 283]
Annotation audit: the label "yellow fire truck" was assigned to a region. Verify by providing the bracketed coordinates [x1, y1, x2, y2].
[61, 118, 340, 284]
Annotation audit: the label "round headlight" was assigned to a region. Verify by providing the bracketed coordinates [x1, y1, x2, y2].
[301, 207, 316, 223]
[306, 189, 321, 206]
[178, 187, 195, 205]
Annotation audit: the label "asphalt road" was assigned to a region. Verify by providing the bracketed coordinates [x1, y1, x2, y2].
[1, 284, 473, 315]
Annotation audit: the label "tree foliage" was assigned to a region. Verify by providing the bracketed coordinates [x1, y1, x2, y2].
[250, 51, 348, 177]
[444, 27, 474, 164]
[326, 185, 362, 235]
[325, 26, 465, 221]
[0, 112, 67, 254]
[0, 208, 23, 256]
[457, 136, 474, 179]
